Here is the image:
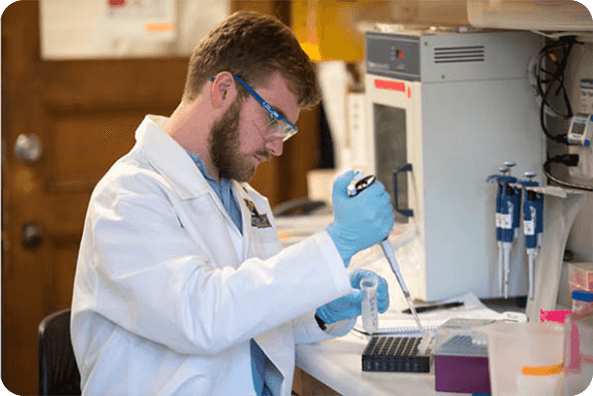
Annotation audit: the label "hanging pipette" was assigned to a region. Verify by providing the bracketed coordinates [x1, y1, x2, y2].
[486, 167, 509, 295]
[535, 186, 544, 252]
[347, 173, 424, 333]
[505, 162, 522, 241]
[521, 172, 539, 300]
[499, 165, 517, 299]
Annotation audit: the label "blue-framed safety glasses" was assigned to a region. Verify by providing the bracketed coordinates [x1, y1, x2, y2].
[210, 74, 299, 141]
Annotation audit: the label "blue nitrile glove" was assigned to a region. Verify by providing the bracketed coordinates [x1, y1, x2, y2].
[326, 170, 395, 266]
[316, 269, 390, 325]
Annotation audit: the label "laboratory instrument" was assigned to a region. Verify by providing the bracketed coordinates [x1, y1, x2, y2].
[567, 113, 593, 180]
[566, 113, 592, 147]
[347, 174, 424, 333]
[496, 168, 507, 296]
[362, 336, 431, 373]
[500, 167, 518, 299]
[521, 172, 540, 301]
[325, 169, 395, 266]
[364, 28, 544, 300]
[434, 318, 495, 394]
[504, 162, 522, 242]
[361, 275, 379, 334]
[486, 167, 510, 295]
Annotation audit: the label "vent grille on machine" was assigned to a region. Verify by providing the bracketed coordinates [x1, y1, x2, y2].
[434, 45, 485, 63]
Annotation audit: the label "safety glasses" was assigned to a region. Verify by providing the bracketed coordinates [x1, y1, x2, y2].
[210, 75, 299, 141]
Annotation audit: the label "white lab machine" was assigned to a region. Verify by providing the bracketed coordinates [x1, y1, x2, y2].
[364, 28, 545, 301]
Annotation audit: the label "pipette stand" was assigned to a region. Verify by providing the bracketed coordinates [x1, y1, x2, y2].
[525, 186, 587, 322]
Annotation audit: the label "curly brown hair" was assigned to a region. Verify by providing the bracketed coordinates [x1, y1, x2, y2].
[182, 11, 321, 109]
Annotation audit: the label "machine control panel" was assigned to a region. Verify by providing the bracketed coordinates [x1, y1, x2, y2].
[366, 32, 421, 81]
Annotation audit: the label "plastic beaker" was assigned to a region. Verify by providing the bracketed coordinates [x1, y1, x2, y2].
[564, 301, 593, 395]
[487, 321, 565, 396]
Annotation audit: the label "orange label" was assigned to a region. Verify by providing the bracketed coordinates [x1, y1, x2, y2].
[145, 22, 175, 33]
[374, 79, 405, 93]
[521, 363, 563, 376]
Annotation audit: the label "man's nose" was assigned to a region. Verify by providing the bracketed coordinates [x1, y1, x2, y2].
[265, 137, 283, 157]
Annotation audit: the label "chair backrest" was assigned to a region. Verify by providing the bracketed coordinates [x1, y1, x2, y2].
[38, 308, 82, 396]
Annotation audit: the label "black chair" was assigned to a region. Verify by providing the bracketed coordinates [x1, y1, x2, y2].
[38, 308, 82, 396]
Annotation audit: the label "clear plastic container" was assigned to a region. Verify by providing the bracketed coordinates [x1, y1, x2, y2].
[569, 262, 593, 293]
[361, 275, 378, 334]
[572, 290, 593, 313]
[487, 321, 565, 396]
[564, 291, 593, 395]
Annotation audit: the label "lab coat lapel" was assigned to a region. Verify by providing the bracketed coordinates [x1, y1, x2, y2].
[137, 115, 210, 200]
[233, 182, 253, 262]
[137, 116, 244, 264]
[201, 190, 243, 265]
[233, 182, 291, 392]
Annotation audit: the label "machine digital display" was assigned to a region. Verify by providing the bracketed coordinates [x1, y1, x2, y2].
[567, 113, 591, 146]
[571, 122, 586, 136]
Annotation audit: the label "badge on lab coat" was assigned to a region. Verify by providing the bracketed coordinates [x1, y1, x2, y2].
[244, 199, 271, 228]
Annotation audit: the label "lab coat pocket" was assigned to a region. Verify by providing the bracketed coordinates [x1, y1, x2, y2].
[248, 227, 282, 260]
[183, 194, 243, 268]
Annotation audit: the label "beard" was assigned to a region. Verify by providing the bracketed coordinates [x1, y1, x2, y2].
[209, 98, 262, 183]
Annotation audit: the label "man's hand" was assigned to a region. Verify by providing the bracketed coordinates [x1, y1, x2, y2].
[315, 269, 389, 326]
[326, 170, 395, 266]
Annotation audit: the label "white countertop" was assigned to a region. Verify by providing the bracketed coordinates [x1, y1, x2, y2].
[294, 294, 532, 396]
[295, 331, 473, 396]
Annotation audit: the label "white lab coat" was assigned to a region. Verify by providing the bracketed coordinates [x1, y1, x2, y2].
[71, 115, 355, 396]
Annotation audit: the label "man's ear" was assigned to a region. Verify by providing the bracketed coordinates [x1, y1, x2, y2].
[211, 72, 237, 109]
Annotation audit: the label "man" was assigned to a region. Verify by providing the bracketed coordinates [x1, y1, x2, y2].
[71, 11, 395, 396]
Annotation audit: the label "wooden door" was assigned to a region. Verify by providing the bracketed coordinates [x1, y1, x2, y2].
[2, 1, 321, 394]
[2, 3, 186, 394]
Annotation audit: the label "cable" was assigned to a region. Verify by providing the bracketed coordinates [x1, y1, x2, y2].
[543, 154, 593, 192]
[529, 52, 563, 119]
[536, 38, 574, 117]
[533, 36, 582, 145]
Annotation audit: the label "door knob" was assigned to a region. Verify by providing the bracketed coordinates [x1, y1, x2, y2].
[21, 222, 44, 249]
[14, 134, 43, 163]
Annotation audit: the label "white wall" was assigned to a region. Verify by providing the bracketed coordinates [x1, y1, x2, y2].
[40, 0, 230, 59]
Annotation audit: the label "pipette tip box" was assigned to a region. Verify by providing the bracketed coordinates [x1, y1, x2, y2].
[434, 319, 493, 394]
[362, 336, 431, 373]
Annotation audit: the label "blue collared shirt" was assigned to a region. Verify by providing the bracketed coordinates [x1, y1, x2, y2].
[186, 151, 242, 235]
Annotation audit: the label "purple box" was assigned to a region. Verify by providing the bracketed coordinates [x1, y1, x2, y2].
[435, 354, 491, 394]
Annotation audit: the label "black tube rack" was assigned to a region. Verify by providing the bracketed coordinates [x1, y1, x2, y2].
[362, 336, 431, 373]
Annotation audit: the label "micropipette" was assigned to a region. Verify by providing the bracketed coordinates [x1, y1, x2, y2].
[486, 167, 508, 295]
[535, 187, 544, 251]
[500, 164, 518, 299]
[347, 173, 425, 334]
[380, 239, 424, 333]
[505, 162, 522, 241]
[521, 172, 539, 300]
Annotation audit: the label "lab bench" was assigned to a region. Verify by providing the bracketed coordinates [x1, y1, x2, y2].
[294, 331, 469, 396]
[292, 298, 527, 396]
